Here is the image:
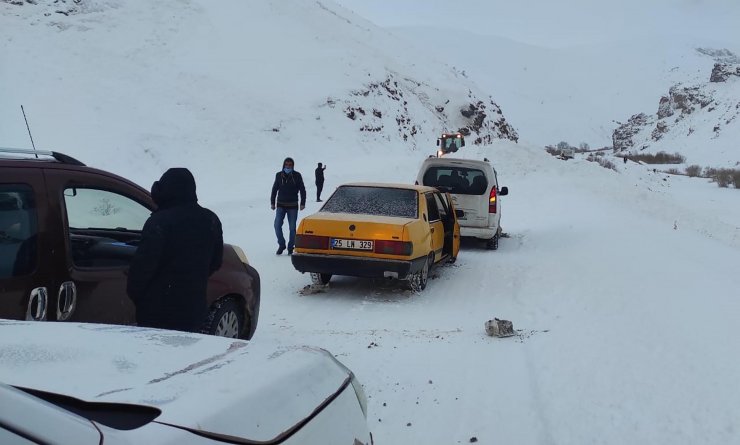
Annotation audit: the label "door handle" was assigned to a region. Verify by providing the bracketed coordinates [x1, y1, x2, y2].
[57, 281, 77, 321]
[26, 287, 48, 321]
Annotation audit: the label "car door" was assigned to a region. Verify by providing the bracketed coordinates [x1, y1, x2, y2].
[424, 193, 444, 263]
[435, 192, 461, 258]
[0, 167, 52, 321]
[44, 169, 153, 325]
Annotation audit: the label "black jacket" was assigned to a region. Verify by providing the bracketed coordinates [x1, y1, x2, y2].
[271, 171, 306, 208]
[127, 168, 223, 332]
[315, 166, 325, 184]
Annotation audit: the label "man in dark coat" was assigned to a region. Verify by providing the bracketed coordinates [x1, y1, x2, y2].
[315, 162, 327, 202]
[127, 168, 223, 333]
[270, 157, 306, 255]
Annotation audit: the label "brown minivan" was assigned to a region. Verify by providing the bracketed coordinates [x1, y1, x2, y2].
[0, 148, 259, 339]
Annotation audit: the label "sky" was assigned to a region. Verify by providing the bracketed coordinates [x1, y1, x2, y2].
[335, 0, 740, 48]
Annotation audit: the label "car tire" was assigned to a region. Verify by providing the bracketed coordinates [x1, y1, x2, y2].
[310, 272, 332, 285]
[203, 297, 245, 339]
[407, 254, 431, 292]
[486, 234, 499, 250]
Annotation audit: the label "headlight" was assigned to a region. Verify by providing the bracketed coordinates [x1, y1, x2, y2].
[320, 349, 368, 418]
[350, 373, 369, 419]
[232, 245, 249, 265]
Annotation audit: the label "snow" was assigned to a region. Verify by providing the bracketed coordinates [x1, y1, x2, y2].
[2, 1, 740, 444]
[337, 0, 740, 154]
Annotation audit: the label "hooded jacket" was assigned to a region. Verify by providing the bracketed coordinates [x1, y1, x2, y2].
[127, 168, 223, 332]
[271, 160, 307, 208]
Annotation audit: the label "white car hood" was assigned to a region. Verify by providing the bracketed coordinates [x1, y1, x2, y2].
[0, 321, 351, 443]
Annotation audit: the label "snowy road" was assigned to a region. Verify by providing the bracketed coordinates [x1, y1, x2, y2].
[214, 142, 740, 444]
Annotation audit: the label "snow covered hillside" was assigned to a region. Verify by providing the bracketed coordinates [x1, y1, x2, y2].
[613, 50, 740, 167]
[3, 1, 740, 444]
[0, 0, 516, 202]
[337, 0, 740, 161]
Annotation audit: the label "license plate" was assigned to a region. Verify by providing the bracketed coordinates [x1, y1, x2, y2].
[331, 238, 373, 250]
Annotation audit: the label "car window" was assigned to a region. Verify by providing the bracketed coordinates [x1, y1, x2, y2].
[422, 166, 488, 195]
[0, 184, 38, 279]
[64, 188, 150, 231]
[321, 186, 418, 219]
[434, 193, 449, 219]
[425, 194, 441, 221]
[64, 188, 150, 268]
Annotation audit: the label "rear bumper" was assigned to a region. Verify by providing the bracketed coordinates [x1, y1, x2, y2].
[291, 253, 426, 280]
[460, 226, 497, 239]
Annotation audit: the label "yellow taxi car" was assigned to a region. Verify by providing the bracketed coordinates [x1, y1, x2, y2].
[291, 183, 462, 291]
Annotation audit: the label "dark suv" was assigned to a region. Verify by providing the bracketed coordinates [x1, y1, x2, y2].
[0, 148, 259, 339]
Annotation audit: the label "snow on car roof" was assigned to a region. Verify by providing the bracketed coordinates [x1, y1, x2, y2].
[341, 182, 436, 192]
[0, 321, 350, 443]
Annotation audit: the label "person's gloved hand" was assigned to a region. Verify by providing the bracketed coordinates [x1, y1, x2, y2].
[271, 204, 276, 210]
[300, 205, 305, 211]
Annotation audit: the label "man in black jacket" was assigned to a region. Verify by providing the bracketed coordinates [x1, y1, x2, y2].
[270, 157, 306, 255]
[315, 162, 326, 202]
[127, 168, 223, 333]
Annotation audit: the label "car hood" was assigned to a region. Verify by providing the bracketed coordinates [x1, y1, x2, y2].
[0, 321, 351, 443]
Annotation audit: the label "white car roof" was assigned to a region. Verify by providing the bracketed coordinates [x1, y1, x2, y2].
[0, 321, 351, 443]
[421, 156, 494, 168]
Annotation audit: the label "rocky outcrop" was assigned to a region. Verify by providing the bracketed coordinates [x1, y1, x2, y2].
[710, 63, 740, 83]
[613, 50, 740, 159]
[335, 73, 518, 148]
[613, 113, 652, 152]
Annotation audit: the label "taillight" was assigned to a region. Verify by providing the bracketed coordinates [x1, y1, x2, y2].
[295, 234, 330, 250]
[374, 240, 413, 256]
[489, 187, 497, 213]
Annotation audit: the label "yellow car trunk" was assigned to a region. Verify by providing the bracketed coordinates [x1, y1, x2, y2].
[297, 212, 415, 258]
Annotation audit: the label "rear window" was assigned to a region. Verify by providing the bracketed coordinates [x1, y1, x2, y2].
[422, 166, 488, 195]
[321, 186, 418, 219]
[0, 185, 37, 278]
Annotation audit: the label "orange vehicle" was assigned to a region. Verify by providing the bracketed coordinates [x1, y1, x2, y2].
[291, 183, 462, 291]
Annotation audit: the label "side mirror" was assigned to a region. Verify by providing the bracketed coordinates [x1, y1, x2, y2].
[455, 209, 465, 218]
[499, 186, 509, 196]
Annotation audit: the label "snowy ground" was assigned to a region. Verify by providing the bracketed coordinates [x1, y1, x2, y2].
[214, 141, 740, 444]
[3, 1, 740, 444]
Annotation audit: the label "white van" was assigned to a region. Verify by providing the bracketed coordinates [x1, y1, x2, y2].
[416, 157, 508, 249]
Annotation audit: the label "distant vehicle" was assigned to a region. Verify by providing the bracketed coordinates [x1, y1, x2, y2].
[0, 147, 259, 339]
[291, 183, 462, 291]
[417, 157, 509, 250]
[559, 148, 575, 159]
[0, 321, 372, 445]
[436, 132, 465, 157]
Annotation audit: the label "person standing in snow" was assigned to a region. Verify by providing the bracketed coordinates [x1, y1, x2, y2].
[127, 168, 223, 333]
[315, 162, 327, 202]
[271, 157, 306, 255]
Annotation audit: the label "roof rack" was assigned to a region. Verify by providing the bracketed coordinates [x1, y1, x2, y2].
[0, 147, 85, 166]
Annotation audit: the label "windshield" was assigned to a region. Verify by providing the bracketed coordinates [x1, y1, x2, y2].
[321, 186, 418, 219]
[422, 166, 488, 195]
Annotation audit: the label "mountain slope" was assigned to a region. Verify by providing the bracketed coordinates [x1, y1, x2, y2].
[0, 0, 516, 200]
[613, 54, 740, 167]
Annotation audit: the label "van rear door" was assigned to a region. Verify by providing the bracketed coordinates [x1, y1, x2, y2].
[420, 163, 489, 228]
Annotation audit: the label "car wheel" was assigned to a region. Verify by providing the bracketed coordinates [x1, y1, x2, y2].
[486, 234, 499, 250]
[407, 254, 431, 292]
[204, 298, 245, 339]
[310, 272, 332, 285]
[448, 256, 457, 264]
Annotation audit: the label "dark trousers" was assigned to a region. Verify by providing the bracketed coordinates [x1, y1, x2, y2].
[316, 181, 324, 201]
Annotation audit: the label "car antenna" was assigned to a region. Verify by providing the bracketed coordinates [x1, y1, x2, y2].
[21, 105, 38, 159]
